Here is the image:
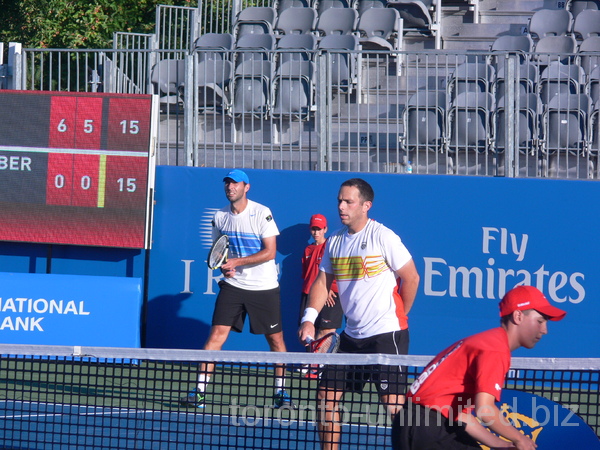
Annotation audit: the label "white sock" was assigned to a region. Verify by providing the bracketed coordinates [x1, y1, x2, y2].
[197, 374, 210, 393]
[275, 377, 285, 391]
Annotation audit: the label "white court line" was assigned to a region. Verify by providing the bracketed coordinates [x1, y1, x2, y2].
[0, 399, 391, 434]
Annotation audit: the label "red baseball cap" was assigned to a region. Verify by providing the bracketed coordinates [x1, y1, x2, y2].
[499, 285, 566, 321]
[309, 214, 327, 229]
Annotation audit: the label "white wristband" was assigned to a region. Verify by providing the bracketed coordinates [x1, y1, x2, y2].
[301, 307, 319, 324]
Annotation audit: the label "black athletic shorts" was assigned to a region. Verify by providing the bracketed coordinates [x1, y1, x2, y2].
[299, 292, 344, 329]
[212, 281, 282, 334]
[319, 329, 409, 395]
[392, 400, 481, 450]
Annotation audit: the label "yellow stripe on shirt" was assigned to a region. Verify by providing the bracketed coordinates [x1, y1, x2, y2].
[331, 255, 389, 280]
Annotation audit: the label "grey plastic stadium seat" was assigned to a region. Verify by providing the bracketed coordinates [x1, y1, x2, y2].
[194, 33, 234, 62]
[357, 7, 401, 51]
[527, 9, 573, 40]
[234, 34, 276, 67]
[275, 7, 317, 35]
[402, 91, 447, 152]
[447, 91, 496, 153]
[494, 93, 541, 154]
[386, 0, 434, 31]
[541, 92, 592, 154]
[274, 0, 311, 15]
[447, 62, 496, 101]
[318, 34, 359, 91]
[490, 35, 534, 65]
[316, 0, 351, 14]
[150, 59, 185, 108]
[587, 65, 600, 104]
[272, 60, 315, 120]
[277, 34, 317, 65]
[539, 61, 586, 104]
[573, 9, 600, 40]
[316, 7, 358, 36]
[494, 62, 538, 102]
[354, 0, 386, 14]
[196, 59, 233, 112]
[569, 0, 600, 17]
[233, 7, 277, 39]
[532, 35, 577, 65]
[231, 59, 274, 119]
[578, 36, 600, 75]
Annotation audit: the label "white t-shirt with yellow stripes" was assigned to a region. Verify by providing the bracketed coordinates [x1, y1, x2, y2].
[320, 219, 413, 338]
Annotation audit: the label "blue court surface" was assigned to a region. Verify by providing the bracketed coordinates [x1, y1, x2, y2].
[0, 400, 391, 449]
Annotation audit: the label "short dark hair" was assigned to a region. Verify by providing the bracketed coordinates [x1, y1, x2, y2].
[341, 178, 374, 203]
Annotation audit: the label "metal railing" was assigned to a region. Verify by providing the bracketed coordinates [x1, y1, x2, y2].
[6, 44, 600, 179]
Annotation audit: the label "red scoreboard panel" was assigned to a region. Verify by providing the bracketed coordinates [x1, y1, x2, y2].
[0, 90, 157, 249]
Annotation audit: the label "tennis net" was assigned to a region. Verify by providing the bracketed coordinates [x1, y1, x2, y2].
[0, 344, 598, 449]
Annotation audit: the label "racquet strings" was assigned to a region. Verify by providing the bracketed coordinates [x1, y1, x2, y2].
[312, 332, 339, 354]
[208, 236, 228, 269]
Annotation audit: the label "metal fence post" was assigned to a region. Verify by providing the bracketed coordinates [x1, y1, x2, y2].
[316, 51, 330, 171]
[8, 42, 23, 90]
[184, 53, 197, 167]
[505, 55, 516, 178]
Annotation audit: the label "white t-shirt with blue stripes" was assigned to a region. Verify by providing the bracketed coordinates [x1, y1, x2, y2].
[212, 199, 280, 291]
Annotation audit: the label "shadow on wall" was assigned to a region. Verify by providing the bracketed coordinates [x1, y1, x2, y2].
[278, 222, 311, 352]
[144, 292, 211, 349]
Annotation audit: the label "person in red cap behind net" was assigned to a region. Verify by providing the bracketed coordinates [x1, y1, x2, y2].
[298, 214, 344, 377]
[392, 285, 566, 450]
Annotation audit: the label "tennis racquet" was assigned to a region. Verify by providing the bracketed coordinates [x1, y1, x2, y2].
[306, 332, 340, 354]
[207, 234, 229, 270]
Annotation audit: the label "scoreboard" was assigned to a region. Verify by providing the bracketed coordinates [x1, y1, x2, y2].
[0, 90, 157, 249]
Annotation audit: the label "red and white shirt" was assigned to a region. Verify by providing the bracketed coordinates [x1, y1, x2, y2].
[408, 327, 511, 421]
[320, 219, 413, 338]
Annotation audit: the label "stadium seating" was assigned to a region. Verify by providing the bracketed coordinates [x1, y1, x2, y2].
[493, 61, 538, 103]
[231, 59, 274, 119]
[316, 0, 351, 15]
[136, 1, 600, 177]
[196, 59, 233, 112]
[317, 34, 359, 92]
[572, 9, 600, 41]
[538, 61, 586, 104]
[402, 90, 447, 153]
[541, 92, 593, 154]
[276, 34, 317, 65]
[274, 0, 312, 15]
[447, 62, 496, 102]
[234, 34, 276, 68]
[493, 93, 541, 154]
[387, 0, 434, 32]
[272, 60, 315, 120]
[354, 0, 386, 14]
[587, 65, 600, 104]
[233, 6, 277, 40]
[490, 35, 534, 64]
[532, 35, 577, 65]
[356, 7, 401, 51]
[578, 36, 600, 75]
[275, 7, 318, 35]
[527, 9, 573, 41]
[150, 59, 185, 109]
[315, 7, 358, 36]
[447, 91, 496, 154]
[568, 0, 600, 17]
[194, 33, 234, 62]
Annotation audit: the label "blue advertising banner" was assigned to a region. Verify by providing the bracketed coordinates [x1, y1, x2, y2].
[492, 390, 600, 449]
[0, 272, 142, 347]
[147, 167, 600, 357]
